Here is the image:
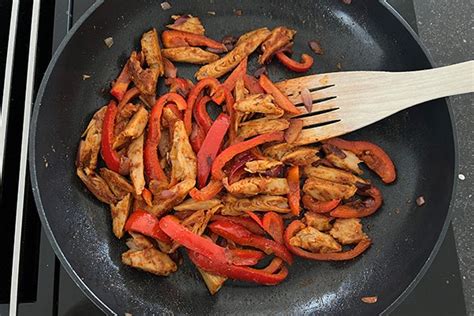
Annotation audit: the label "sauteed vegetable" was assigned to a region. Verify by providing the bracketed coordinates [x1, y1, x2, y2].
[76, 14, 396, 294]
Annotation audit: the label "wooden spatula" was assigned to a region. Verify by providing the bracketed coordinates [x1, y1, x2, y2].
[275, 60, 473, 145]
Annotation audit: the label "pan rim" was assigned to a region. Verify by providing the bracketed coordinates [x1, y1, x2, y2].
[28, 1, 459, 315]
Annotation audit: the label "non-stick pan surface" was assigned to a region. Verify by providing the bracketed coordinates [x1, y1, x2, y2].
[30, 0, 456, 314]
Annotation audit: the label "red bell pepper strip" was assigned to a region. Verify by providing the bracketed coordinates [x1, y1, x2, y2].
[262, 212, 284, 244]
[188, 249, 288, 285]
[215, 85, 237, 143]
[197, 113, 231, 188]
[165, 77, 194, 98]
[185, 78, 221, 135]
[211, 132, 285, 180]
[101, 100, 122, 173]
[275, 52, 314, 73]
[160, 215, 261, 266]
[161, 30, 227, 51]
[244, 211, 264, 229]
[210, 215, 265, 236]
[284, 220, 371, 261]
[227, 151, 255, 184]
[209, 220, 293, 264]
[323, 138, 396, 183]
[189, 180, 223, 201]
[223, 57, 248, 91]
[141, 188, 153, 207]
[287, 165, 301, 216]
[302, 194, 341, 213]
[125, 210, 171, 243]
[110, 60, 131, 101]
[194, 96, 213, 133]
[259, 74, 301, 114]
[330, 186, 383, 218]
[261, 257, 283, 274]
[244, 74, 265, 94]
[190, 122, 206, 153]
[117, 87, 140, 109]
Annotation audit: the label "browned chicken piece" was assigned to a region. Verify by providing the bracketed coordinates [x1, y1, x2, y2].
[304, 165, 368, 185]
[226, 177, 289, 196]
[161, 47, 220, 64]
[128, 134, 145, 196]
[132, 196, 156, 214]
[281, 147, 320, 166]
[110, 193, 132, 239]
[239, 118, 290, 139]
[244, 159, 283, 173]
[303, 212, 333, 231]
[77, 106, 106, 172]
[324, 145, 363, 175]
[114, 103, 138, 137]
[198, 268, 227, 295]
[234, 77, 248, 102]
[141, 28, 164, 76]
[113, 106, 149, 149]
[259, 26, 296, 64]
[195, 28, 271, 79]
[126, 232, 154, 250]
[263, 142, 296, 160]
[76, 168, 118, 204]
[289, 226, 342, 253]
[151, 120, 197, 216]
[167, 15, 205, 35]
[122, 248, 177, 276]
[329, 218, 368, 245]
[174, 198, 222, 211]
[221, 194, 290, 215]
[188, 206, 221, 236]
[99, 168, 134, 200]
[233, 94, 284, 117]
[129, 52, 158, 95]
[303, 177, 357, 201]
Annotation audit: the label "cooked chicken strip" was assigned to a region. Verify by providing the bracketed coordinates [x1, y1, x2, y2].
[303, 177, 357, 201]
[198, 268, 227, 295]
[128, 134, 145, 196]
[263, 143, 296, 160]
[234, 77, 248, 102]
[99, 168, 134, 200]
[239, 118, 289, 139]
[281, 147, 320, 166]
[259, 26, 296, 64]
[289, 226, 342, 253]
[324, 146, 363, 175]
[129, 51, 159, 95]
[162, 47, 220, 64]
[329, 218, 368, 245]
[126, 232, 154, 250]
[113, 106, 148, 149]
[141, 28, 164, 76]
[304, 165, 368, 185]
[174, 198, 222, 211]
[167, 15, 205, 35]
[226, 177, 289, 196]
[77, 106, 106, 172]
[221, 194, 290, 215]
[110, 193, 132, 239]
[114, 103, 138, 137]
[76, 168, 117, 205]
[303, 212, 333, 231]
[195, 28, 271, 79]
[234, 94, 284, 117]
[244, 160, 283, 173]
[122, 248, 177, 276]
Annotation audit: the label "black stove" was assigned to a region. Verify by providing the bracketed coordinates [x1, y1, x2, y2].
[0, 0, 467, 315]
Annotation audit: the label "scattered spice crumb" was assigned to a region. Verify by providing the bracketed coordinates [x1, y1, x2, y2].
[458, 173, 465, 180]
[234, 9, 243, 16]
[82, 74, 91, 80]
[308, 40, 324, 55]
[207, 11, 216, 16]
[160, 1, 171, 10]
[125, 313, 132, 316]
[394, 208, 400, 214]
[342, 0, 352, 4]
[446, 280, 450, 284]
[416, 196, 425, 207]
[361, 296, 377, 304]
[406, 199, 411, 204]
[104, 37, 114, 48]
[336, 62, 342, 71]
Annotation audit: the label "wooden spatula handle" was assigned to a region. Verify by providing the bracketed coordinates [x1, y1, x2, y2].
[391, 60, 473, 108]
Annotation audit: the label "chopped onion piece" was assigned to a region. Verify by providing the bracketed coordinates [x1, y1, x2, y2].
[301, 88, 312, 112]
[284, 119, 303, 143]
[161, 1, 171, 10]
[416, 196, 425, 206]
[308, 40, 323, 55]
[361, 296, 377, 304]
[104, 37, 114, 48]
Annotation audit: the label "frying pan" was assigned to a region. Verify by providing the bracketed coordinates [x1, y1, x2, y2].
[29, 0, 457, 314]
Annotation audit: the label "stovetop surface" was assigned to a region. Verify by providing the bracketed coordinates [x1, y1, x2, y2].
[0, 0, 467, 315]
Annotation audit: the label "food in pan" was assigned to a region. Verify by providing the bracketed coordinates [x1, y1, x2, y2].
[76, 14, 396, 294]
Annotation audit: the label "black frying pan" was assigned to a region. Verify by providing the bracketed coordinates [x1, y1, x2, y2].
[29, 0, 457, 314]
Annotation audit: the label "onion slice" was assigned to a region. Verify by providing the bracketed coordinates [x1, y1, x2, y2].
[301, 88, 312, 113]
